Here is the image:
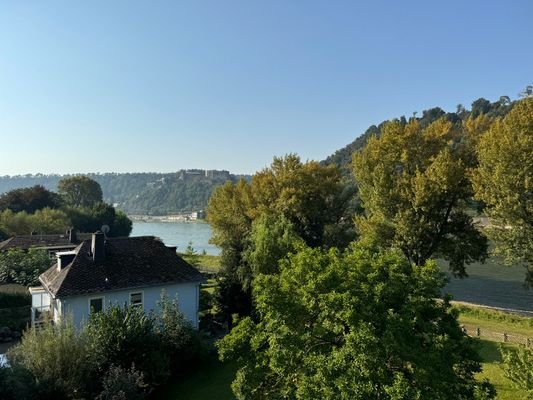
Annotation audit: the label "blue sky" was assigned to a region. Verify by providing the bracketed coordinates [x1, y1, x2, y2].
[0, 1, 531, 175]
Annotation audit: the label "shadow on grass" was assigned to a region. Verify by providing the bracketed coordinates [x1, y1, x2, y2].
[153, 355, 237, 400]
[475, 339, 502, 363]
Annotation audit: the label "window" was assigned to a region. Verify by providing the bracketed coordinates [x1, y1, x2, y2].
[130, 292, 143, 308]
[89, 297, 104, 314]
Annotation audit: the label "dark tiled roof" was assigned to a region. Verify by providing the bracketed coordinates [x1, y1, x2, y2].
[0, 233, 92, 251]
[40, 236, 204, 298]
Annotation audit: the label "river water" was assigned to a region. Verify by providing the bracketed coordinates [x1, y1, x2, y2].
[131, 221, 220, 255]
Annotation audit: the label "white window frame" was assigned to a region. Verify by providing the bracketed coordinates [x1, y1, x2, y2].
[129, 291, 144, 309]
[88, 296, 105, 314]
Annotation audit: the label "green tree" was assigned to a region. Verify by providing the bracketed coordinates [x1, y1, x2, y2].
[218, 245, 493, 400]
[207, 155, 354, 325]
[241, 214, 303, 288]
[353, 118, 487, 276]
[58, 176, 103, 208]
[0, 210, 33, 236]
[29, 207, 71, 234]
[65, 203, 132, 236]
[0, 248, 52, 286]
[501, 345, 533, 398]
[207, 179, 255, 326]
[0, 208, 70, 236]
[0, 185, 61, 214]
[250, 154, 353, 248]
[471, 98, 533, 283]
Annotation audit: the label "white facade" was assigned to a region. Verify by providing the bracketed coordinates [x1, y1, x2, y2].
[31, 282, 200, 329]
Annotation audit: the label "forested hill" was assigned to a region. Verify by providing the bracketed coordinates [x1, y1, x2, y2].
[322, 95, 518, 176]
[0, 170, 250, 215]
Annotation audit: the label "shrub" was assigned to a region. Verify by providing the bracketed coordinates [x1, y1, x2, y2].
[501, 344, 533, 398]
[86, 304, 170, 386]
[0, 291, 31, 308]
[0, 365, 38, 400]
[96, 364, 147, 400]
[8, 318, 93, 399]
[156, 292, 205, 374]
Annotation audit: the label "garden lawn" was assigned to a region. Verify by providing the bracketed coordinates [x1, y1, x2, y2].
[455, 305, 533, 338]
[476, 340, 528, 400]
[158, 358, 236, 400]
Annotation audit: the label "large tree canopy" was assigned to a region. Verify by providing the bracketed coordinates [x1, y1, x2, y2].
[218, 245, 493, 400]
[472, 97, 533, 283]
[0, 185, 61, 214]
[207, 155, 355, 325]
[57, 176, 103, 208]
[352, 118, 487, 276]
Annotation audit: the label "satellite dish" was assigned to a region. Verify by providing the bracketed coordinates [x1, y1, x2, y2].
[101, 225, 110, 237]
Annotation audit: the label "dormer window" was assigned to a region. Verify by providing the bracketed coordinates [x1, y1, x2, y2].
[130, 292, 143, 308]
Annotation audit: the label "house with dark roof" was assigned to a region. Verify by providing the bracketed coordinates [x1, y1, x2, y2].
[29, 232, 204, 328]
[0, 230, 92, 257]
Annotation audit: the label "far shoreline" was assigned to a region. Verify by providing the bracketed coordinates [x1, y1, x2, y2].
[128, 214, 207, 223]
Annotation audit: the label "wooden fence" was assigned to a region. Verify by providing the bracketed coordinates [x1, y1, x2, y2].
[461, 323, 532, 346]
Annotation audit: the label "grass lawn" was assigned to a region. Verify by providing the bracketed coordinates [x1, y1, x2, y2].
[156, 358, 236, 400]
[455, 305, 533, 338]
[180, 253, 221, 272]
[476, 340, 528, 400]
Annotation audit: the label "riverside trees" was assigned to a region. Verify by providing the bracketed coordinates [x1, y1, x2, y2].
[0, 176, 132, 237]
[207, 154, 354, 325]
[210, 152, 495, 399]
[472, 97, 533, 283]
[352, 117, 488, 276]
[218, 245, 494, 400]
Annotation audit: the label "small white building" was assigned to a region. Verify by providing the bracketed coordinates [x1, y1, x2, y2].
[30, 232, 204, 328]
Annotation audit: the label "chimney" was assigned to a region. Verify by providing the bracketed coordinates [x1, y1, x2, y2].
[68, 229, 77, 244]
[167, 246, 177, 254]
[56, 251, 76, 271]
[91, 231, 105, 263]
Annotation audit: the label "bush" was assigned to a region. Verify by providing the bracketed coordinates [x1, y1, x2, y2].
[0, 291, 31, 308]
[96, 364, 147, 400]
[156, 292, 205, 374]
[5, 294, 207, 398]
[86, 304, 170, 386]
[8, 318, 93, 399]
[0, 365, 38, 400]
[501, 344, 533, 398]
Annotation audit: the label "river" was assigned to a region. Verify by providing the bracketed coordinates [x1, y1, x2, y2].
[131, 221, 220, 255]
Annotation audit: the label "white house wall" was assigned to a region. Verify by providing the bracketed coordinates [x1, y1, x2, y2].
[58, 282, 200, 329]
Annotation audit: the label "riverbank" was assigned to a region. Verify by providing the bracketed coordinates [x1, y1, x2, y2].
[129, 214, 207, 223]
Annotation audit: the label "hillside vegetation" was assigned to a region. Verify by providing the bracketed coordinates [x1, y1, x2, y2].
[322, 95, 515, 176]
[0, 170, 250, 215]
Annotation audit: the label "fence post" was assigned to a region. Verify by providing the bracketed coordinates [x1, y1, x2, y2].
[476, 327, 481, 337]
[527, 338, 531, 348]
[503, 332, 508, 343]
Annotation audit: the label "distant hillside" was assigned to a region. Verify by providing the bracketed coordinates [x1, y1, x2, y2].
[322, 95, 517, 176]
[0, 170, 250, 215]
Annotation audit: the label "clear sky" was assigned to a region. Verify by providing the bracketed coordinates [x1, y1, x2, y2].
[0, 1, 531, 175]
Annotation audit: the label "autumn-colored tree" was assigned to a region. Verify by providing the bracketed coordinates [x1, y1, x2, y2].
[207, 155, 354, 325]
[353, 118, 487, 275]
[472, 97, 533, 283]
